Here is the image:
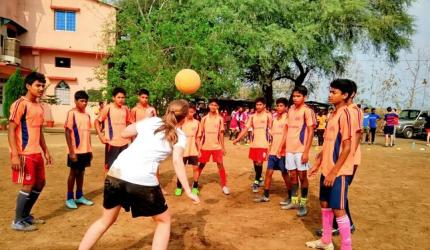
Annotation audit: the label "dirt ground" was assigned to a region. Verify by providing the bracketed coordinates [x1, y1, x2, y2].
[0, 131, 429, 250]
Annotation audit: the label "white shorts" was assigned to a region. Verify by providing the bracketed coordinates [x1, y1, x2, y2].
[285, 153, 310, 171]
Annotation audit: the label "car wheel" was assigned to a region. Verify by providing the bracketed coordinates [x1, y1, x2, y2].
[403, 127, 414, 139]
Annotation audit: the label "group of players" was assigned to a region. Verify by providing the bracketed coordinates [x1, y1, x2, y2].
[8, 71, 361, 250]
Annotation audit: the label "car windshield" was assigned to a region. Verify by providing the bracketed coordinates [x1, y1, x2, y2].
[399, 110, 420, 120]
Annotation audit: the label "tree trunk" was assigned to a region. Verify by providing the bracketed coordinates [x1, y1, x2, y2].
[262, 81, 274, 108]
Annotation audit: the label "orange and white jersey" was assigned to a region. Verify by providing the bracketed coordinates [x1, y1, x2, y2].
[269, 113, 287, 155]
[348, 103, 363, 165]
[198, 114, 224, 150]
[130, 104, 156, 123]
[97, 103, 131, 147]
[285, 105, 316, 153]
[64, 108, 92, 154]
[246, 111, 272, 149]
[181, 118, 200, 157]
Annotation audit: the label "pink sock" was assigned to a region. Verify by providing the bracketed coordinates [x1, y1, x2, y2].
[336, 215, 352, 250]
[218, 167, 227, 186]
[321, 208, 334, 244]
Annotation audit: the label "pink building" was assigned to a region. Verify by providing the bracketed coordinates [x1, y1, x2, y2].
[0, 0, 116, 124]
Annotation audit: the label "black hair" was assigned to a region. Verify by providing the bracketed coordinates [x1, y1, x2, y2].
[74, 90, 89, 101]
[329, 79, 356, 100]
[189, 103, 196, 110]
[387, 107, 392, 112]
[138, 88, 149, 96]
[357, 103, 361, 108]
[255, 97, 266, 105]
[364, 107, 369, 111]
[208, 98, 219, 105]
[112, 87, 126, 97]
[24, 72, 46, 87]
[371, 108, 376, 112]
[275, 97, 288, 106]
[292, 85, 308, 97]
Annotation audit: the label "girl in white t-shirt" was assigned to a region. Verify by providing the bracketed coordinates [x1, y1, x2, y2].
[79, 100, 199, 250]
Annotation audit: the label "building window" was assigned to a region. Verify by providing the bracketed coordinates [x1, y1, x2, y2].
[55, 57, 71, 68]
[55, 11, 76, 31]
[55, 81, 70, 105]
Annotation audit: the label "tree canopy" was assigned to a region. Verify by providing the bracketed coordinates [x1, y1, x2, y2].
[2, 69, 25, 118]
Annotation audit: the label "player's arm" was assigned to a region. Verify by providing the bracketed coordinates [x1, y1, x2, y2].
[233, 117, 251, 144]
[302, 110, 316, 163]
[172, 145, 199, 203]
[95, 107, 108, 144]
[8, 122, 20, 170]
[323, 138, 351, 187]
[276, 124, 288, 158]
[40, 127, 53, 165]
[65, 128, 77, 162]
[121, 123, 138, 138]
[220, 120, 226, 154]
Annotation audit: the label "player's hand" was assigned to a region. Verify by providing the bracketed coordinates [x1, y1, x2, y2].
[186, 190, 200, 204]
[232, 139, 238, 145]
[324, 171, 336, 187]
[45, 151, 53, 166]
[301, 153, 309, 164]
[11, 155, 21, 171]
[99, 135, 109, 144]
[69, 153, 78, 162]
[307, 165, 319, 179]
[276, 150, 282, 159]
[222, 148, 226, 156]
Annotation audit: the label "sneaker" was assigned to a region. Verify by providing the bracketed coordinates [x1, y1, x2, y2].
[297, 204, 308, 217]
[254, 195, 270, 203]
[75, 196, 94, 206]
[11, 220, 37, 231]
[192, 187, 200, 195]
[175, 188, 183, 196]
[24, 215, 45, 225]
[66, 199, 78, 209]
[252, 183, 259, 193]
[350, 224, 356, 234]
[305, 239, 334, 250]
[222, 186, 230, 195]
[282, 197, 299, 210]
[258, 178, 264, 187]
[279, 198, 291, 206]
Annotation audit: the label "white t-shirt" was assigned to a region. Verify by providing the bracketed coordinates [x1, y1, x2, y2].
[108, 117, 186, 186]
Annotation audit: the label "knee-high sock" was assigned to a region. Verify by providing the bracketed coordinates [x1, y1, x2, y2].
[321, 208, 334, 244]
[336, 215, 352, 250]
[333, 199, 353, 229]
[15, 191, 30, 223]
[23, 190, 41, 218]
[176, 178, 182, 188]
[218, 167, 227, 187]
[254, 163, 262, 182]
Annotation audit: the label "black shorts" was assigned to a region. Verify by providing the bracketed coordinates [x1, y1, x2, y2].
[103, 176, 168, 217]
[105, 144, 128, 170]
[67, 153, 92, 171]
[183, 156, 199, 166]
[384, 126, 395, 135]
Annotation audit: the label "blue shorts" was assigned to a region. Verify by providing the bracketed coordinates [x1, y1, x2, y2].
[319, 175, 352, 209]
[267, 155, 287, 173]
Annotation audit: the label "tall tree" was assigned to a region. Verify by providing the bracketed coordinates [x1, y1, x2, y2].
[2, 69, 25, 118]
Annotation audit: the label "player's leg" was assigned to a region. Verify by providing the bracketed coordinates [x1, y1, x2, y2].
[297, 169, 309, 216]
[282, 153, 298, 209]
[75, 168, 94, 206]
[78, 206, 121, 250]
[22, 154, 45, 223]
[332, 176, 352, 250]
[175, 158, 187, 196]
[66, 168, 78, 209]
[152, 210, 171, 250]
[216, 161, 229, 195]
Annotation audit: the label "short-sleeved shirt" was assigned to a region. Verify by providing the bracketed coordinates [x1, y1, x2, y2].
[348, 104, 363, 165]
[64, 108, 92, 154]
[320, 106, 354, 177]
[97, 103, 130, 147]
[317, 115, 327, 130]
[181, 118, 200, 157]
[108, 117, 186, 186]
[368, 113, 380, 128]
[363, 112, 370, 127]
[198, 114, 225, 150]
[246, 111, 272, 149]
[269, 113, 287, 155]
[384, 113, 398, 127]
[234, 112, 248, 130]
[9, 97, 44, 155]
[130, 104, 156, 123]
[285, 105, 316, 153]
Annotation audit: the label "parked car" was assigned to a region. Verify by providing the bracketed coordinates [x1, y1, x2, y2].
[396, 109, 430, 138]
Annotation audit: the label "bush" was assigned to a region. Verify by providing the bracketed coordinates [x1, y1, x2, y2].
[2, 69, 25, 118]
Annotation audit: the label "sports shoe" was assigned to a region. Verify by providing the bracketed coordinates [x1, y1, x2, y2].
[222, 186, 230, 195]
[66, 199, 78, 209]
[258, 178, 264, 187]
[297, 204, 308, 217]
[24, 215, 45, 225]
[282, 197, 299, 209]
[175, 188, 183, 196]
[75, 196, 94, 206]
[279, 198, 291, 206]
[11, 220, 37, 231]
[305, 239, 334, 250]
[252, 183, 259, 193]
[254, 195, 270, 203]
[192, 187, 199, 195]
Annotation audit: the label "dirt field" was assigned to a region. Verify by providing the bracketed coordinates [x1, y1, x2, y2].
[0, 131, 429, 250]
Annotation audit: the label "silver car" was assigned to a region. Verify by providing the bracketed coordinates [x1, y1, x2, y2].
[396, 109, 430, 138]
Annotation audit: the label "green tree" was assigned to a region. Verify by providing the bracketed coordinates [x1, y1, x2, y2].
[2, 69, 25, 118]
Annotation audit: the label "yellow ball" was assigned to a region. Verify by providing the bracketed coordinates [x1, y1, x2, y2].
[175, 69, 201, 94]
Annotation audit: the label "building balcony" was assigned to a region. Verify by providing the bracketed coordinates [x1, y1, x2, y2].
[0, 37, 21, 65]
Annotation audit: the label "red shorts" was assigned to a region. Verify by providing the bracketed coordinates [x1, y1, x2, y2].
[198, 150, 223, 163]
[12, 153, 45, 185]
[249, 148, 268, 162]
[426, 128, 430, 133]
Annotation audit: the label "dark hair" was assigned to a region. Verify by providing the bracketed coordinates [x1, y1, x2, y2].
[275, 97, 288, 106]
[371, 108, 376, 112]
[292, 85, 308, 96]
[24, 72, 46, 87]
[138, 88, 149, 96]
[357, 103, 361, 108]
[99, 101, 104, 105]
[364, 107, 369, 111]
[189, 104, 196, 110]
[112, 87, 126, 97]
[330, 79, 355, 100]
[255, 97, 266, 105]
[208, 98, 219, 105]
[74, 90, 89, 101]
[387, 107, 392, 112]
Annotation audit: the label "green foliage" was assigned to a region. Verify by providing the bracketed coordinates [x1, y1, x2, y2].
[87, 88, 104, 102]
[0, 117, 8, 126]
[2, 69, 25, 118]
[41, 95, 60, 105]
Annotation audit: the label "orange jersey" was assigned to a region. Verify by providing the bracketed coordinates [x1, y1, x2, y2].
[64, 108, 92, 154]
[130, 105, 156, 123]
[348, 103, 363, 165]
[246, 111, 272, 149]
[97, 103, 130, 147]
[181, 118, 200, 157]
[285, 105, 316, 153]
[320, 106, 354, 177]
[9, 97, 44, 155]
[198, 114, 224, 150]
[269, 113, 287, 155]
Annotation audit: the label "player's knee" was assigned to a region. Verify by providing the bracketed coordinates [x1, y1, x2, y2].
[34, 180, 46, 191]
[154, 211, 171, 224]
